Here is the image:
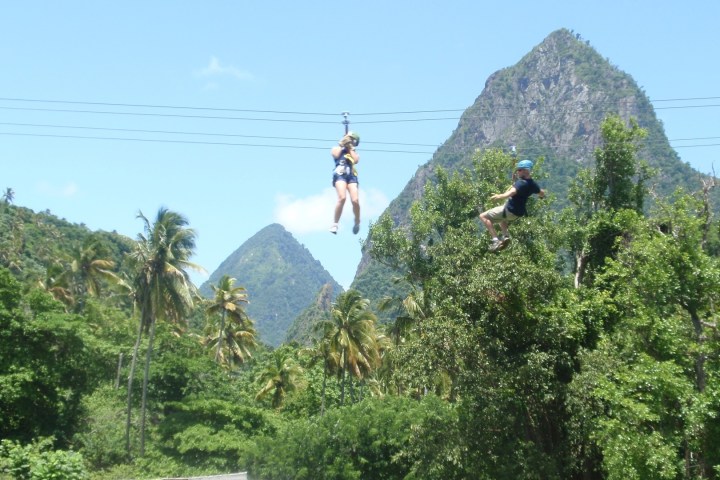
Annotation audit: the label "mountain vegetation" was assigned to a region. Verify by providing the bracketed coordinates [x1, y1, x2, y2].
[199, 223, 342, 347]
[2, 28, 720, 480]
[283, 282, 335, 346]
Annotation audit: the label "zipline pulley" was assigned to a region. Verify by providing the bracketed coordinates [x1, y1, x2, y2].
[342, 112, 350, 134]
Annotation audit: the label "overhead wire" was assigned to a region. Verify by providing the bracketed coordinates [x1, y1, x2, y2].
[1, 101, 718, 126]
[0, 95, 718, 154]
[1, 94, 719, 115]
[0, 132, 436, 154]
[0, 121, 441, 147]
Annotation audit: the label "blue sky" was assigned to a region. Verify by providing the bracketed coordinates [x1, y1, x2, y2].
[2, 1, 719, 290]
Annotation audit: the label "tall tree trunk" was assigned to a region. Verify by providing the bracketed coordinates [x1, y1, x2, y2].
[340, 355, 347, 406]
[139, 318, 157, 457]
[686, 304, 709, 477]
[700, 177, 715, 249]
[115, 352, 123, 389]
[215, 310, 226, 362]
[687, 305, 707, 393]
[321, 364, 327, 416]
[575, 251, 588, 288]
[125, 321, 144, 456]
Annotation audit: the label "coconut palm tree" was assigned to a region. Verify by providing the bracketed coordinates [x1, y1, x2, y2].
[301, 335, 340, 416]
[2, 187, 14, 205]
[38, 261, 75, 310]
[320, 289, 381, 405]
[255, 348, 304, 409]
[68, 237, 121, 312]
[205, 275, 255, 365]
[124, 208, 200, 457]
[208, 320, 257, 367]
[378, 289, 426, 347]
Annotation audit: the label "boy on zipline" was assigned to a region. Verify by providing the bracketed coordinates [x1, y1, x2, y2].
[329, 131, 361, 235]
[479, 159, 545, 251]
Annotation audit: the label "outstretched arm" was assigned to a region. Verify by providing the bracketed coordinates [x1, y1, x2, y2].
[490, 186, 517, 201]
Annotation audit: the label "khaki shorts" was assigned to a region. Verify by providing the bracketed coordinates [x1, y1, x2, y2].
[482, 205, 519, 222]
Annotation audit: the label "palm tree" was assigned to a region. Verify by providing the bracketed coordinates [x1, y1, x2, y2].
[205, 275, 255, 365]
[255, 348, 304, 409]
[38, 261, 74, 310]
[124, 208, 200, 457]
[1, 187, 13, 215]
[320, 289, 381, 405]
[378, 289, 426, 347]
[206, 320, 257, 367]
[301, 336, 340, 416]
[2, 187, 14, 205]
[69, 238, 121, 312]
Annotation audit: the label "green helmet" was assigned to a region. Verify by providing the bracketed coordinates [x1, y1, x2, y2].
[348, 131, 360, 146]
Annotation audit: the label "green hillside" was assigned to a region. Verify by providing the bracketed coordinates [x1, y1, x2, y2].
[200, 223, 342, 347]
[283, 282, 335, 346]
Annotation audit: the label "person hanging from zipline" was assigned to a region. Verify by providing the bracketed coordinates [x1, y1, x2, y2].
[329, 131, 361, 235]
[479, 159, 545, 252]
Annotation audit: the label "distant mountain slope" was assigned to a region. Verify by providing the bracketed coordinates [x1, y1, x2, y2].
[352, 28, 717, 315]
[284, 282, 335, 346]
[200, 224, 342, 347]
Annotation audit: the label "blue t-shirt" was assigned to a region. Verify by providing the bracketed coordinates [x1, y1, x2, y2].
[506, 178, 541, 217]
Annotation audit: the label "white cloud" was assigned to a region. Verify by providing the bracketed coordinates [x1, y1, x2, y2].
[196, 56, 253, 81]
[274, 187, 389, 234]
[360, 187, 391, 219]
[36, 181, 78, 198]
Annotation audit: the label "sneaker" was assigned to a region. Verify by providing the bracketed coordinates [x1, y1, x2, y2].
[329, 224, 338, 234]
[489, 238, 501, 252]
[497, 237, 511, 251]
[352, 223, 360, 235]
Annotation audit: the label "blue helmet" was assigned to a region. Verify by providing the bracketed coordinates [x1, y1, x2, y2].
[516, 159, 533, 170]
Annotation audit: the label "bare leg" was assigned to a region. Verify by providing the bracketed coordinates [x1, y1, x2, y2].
[334, 181, 348, 223]
[347, 183, 360, 226]
[480, 213, 498, 239]
[499, 221, 509, 238]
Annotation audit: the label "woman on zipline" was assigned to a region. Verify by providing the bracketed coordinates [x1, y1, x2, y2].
[329, 131, 361, 235]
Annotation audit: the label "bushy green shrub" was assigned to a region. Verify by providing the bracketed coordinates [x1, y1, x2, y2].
[0, 438, 87, 480]
[248, 395, 461, 480]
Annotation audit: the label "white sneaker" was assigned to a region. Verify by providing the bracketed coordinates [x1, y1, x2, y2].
[329, 224, 338, 234]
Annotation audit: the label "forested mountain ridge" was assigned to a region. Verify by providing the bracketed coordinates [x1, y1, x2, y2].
[199, 223, 342, 347]
[351, 27, 716, 308]
[284, 282, 335, 346]
[0, 203, 134, 301]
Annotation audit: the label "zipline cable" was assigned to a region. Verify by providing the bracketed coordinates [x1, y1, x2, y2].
[0, 131, 436, 154]
[1, 95, 719, 116]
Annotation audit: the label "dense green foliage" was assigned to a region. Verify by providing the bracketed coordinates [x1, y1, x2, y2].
[0, 269, 116, 447]
[0, 438, 88, 479]
[248, 396, 461, 480]
[361, 117, 720, 479]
